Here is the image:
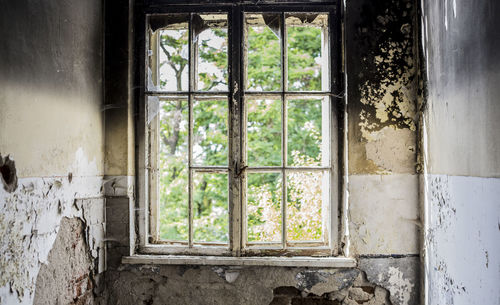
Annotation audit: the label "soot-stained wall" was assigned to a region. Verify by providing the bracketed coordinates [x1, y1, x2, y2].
[346, 0, 420, 258]
[104, 1, 421, 304]
[422, 0, 500, 304]
[0, 0, 105, 304]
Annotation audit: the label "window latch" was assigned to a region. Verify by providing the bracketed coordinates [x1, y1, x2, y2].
[232, 160, 247, 178]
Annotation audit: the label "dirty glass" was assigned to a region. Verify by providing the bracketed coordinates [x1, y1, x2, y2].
[245, 13, 282, 91]
[286, 13, 329, 91]
[247, 172, 282, 243]
[247, 98, 282, 166]
[195, 14, 228, 91]
[193, 99, 228, 166]
[193, 172, 229, 243]
[158, 99, 189, 241]
[286, 171, 328, 242]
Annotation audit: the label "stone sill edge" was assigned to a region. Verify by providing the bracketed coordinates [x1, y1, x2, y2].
[122, 255, 357, 268]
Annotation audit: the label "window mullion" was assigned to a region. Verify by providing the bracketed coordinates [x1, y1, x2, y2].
[280, 12, 288, 250]
[228, 7, 243, 256]
[329, 6, 339, 255]
[188, 13, 194, 248]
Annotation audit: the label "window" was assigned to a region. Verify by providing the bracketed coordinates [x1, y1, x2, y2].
[138, 2, 343, 258]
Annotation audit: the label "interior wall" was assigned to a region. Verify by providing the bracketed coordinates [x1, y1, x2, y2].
[421, 0, 500, 304]
[104, 1, 421, 304]
[0, 0, 105, 304]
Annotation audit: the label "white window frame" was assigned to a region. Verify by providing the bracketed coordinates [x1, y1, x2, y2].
[132, 1, 350, 264]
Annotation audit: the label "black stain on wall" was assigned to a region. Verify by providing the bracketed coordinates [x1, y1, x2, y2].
[0, 154, 18, 193]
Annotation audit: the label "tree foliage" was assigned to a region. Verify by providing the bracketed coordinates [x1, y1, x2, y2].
[157, 20, 326, 243]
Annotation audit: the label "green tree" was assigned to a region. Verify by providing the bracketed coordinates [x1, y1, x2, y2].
[158, 18, 326, 242]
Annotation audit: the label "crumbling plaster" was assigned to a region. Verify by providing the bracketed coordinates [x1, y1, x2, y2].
[34, 217, 104, 305]
[106, 257, 419, 305]
[0, 0, 427, 304]
[0, 154, 105, 304]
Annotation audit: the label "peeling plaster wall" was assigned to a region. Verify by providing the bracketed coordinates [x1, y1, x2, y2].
[105, 0, 421, 304]
[345, 0, 420, 259]
[0, 0, 105, 304]
[422, 0, 500, 304]
[105, 257, 419, 305]
[34, 217, 104, 305]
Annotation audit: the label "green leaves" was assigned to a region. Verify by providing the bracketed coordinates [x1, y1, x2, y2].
[157, 23, 327, 243]
[247, 26, 281, 91]
[287, 27, 322, 91]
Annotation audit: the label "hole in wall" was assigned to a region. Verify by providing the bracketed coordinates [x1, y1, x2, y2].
[269, 271, 393, 305]
[0, 154, 18, 193]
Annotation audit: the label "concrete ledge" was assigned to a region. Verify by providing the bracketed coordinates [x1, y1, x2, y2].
[122, 255, 357, 268]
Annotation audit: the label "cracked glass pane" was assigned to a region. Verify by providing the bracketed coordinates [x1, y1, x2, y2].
[286, 13, 329, 91]
[149, 14, 189, 91]
[195, 14, 228, 91]
[245, 13, 282, 91]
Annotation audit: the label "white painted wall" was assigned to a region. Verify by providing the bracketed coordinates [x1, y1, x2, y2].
[425, 175, 500, 305]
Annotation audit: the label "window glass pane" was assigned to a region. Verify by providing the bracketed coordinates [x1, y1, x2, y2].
[195, 14, 228, 91]
[247, 173, 282, 243]
[287, 97, 329, 167]
[193, 99, 228, 166]
[286, 13, 328, 91]
[245, 13, 281, 91]
[158, 99, 189, 241]
[286, 171, 328, 242]
[247, 98, 282, 166]
[193, 172, 229, 243]
[149, 14, 190, 91]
